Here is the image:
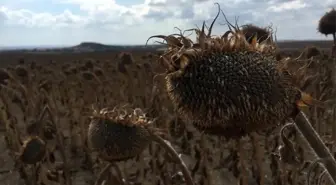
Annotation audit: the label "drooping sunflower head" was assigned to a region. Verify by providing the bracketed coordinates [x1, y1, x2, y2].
[20, 136, 46, 164]
[87, 105, 153, 162]
[146, 4, 315, 139]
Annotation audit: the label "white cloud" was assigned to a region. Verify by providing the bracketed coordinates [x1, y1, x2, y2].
[0, 8, 7, 23]
[267, 0, 308, 12]
[0, 0, 334, 46]
[0, 6, 85, 28]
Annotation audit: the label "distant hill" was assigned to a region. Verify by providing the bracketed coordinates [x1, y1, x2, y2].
[0, 42, 166, 53]
[64, 42, 166, 53]
[70, 42, 117, 51]
[0, 40, 334, 54]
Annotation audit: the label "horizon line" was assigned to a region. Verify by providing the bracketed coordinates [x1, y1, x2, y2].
[0, 39, 333, 48]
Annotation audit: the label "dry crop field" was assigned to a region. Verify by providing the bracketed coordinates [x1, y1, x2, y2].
[0, 42, 334, 185]
[0, 10, 336, 185]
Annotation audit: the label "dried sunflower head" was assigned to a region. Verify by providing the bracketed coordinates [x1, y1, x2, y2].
[93, 67, 104, 77]
[318, 8, 336, 36]
[81, 71, 97, 81]
[240, 24, 272, 44]
[87, 106, 153, 162]
[0, 69, 10, 86]
[148, 4, 315, 140]
[119, 52, 134, 65]
[301, 46, 322, 59]
[84, 59, 94, 69]
[143, 63, 152, 72]
[15, 65, 28, 78]
[70, 67, 78, 74]
[19, 136, 46, 164]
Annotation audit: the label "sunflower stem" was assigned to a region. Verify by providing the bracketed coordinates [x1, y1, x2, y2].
[149, 131, 195, 185]
[94, 163, 112, 185]
[294, 111, 336, 185]
[112, 163, 129, 185]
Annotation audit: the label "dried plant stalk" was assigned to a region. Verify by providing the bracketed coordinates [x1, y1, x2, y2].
[148, 129, 195, 185]
[294, 111, 336, 184]
[250, 132, 265, 185]
[238, 138, 248, 185]
[94, 163, 125, 185]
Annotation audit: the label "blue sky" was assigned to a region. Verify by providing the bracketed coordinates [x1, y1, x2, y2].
[0, 0, 335, 46]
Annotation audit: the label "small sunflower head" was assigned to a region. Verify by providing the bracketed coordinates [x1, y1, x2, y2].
[119, 52, 134, 65]
[93, 67, 104, 77]
[84, 59, 94, 69]
[19, 136, 46, 164]
[318, 8, 336, 36]
[87, 106, 153, 162]
[15, 65, 29, 78]
[301, 46, 322, 59]
[240, 24, 273, 44]
[80, 71, 99, 82]
[0, 69, 10, 86]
